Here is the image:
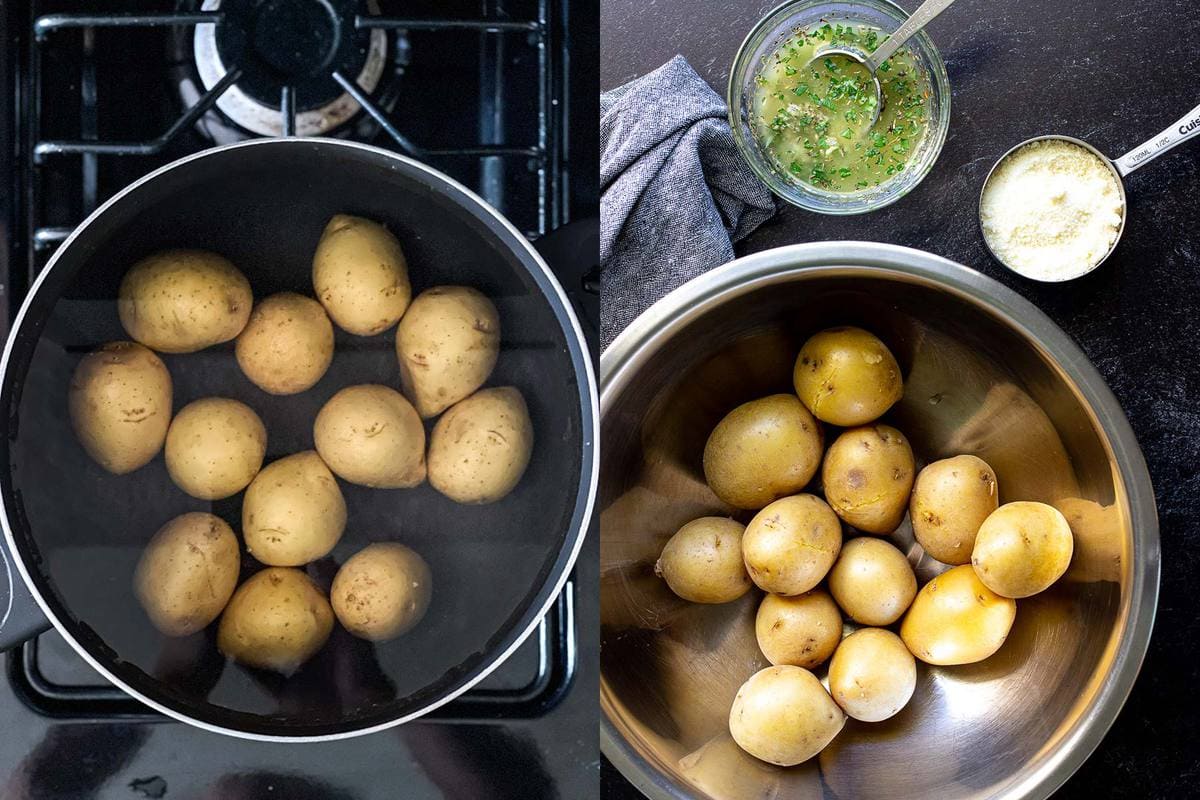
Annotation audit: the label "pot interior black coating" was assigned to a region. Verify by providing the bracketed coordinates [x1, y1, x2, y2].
[0, 140, 589, 737]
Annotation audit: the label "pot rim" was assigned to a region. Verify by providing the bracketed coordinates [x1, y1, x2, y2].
[599, 241, 1159, 800]
[0, 136, 600, 742]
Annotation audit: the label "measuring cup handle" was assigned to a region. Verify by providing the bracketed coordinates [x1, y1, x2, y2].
[868, 0, 959, 69]
[1113, 101, 1200, 176]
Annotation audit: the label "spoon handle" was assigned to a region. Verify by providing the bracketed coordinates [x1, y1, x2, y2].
[868, 0, 958, 70]
[1112, 101, 1200, 177]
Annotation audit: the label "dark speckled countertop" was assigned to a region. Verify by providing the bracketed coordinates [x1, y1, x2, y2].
[600, 0, 1200, 796]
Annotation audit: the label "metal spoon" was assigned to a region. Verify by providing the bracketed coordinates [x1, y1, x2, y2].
[979, 100, 1200, 282]
[806, 0, 959, 127]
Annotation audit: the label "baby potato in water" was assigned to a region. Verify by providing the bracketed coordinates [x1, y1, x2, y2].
[331, 543, 432, 641]
[242, 451, 347, 566]
[828, 628, 916, 722]
[134, 512, 240, 637]
[118, 249, 252, 353]
[313, 384, 426, 489]
[311, 214, 412, 336]
[910, 455, 999, 565]
[655, 517, 751, 604]
[164, 397, 267, 500]
[742, 494, 842, 596]
[68, 341, 172, 475]
[900, 565, 1016, 665]
[754, 589, 842, 668]
[972, 501, 1074, 598]
[702, 394, 823, 510]
[396, 286, 500, 418]
[235, 292, 334, 395]
[428, 387, 534, 504]
[822, 425, 915, 534]
[828, 537, 917, 626]
[218, 567, 334, 673]
[792, 327, 903, 426]
[729, 665, 845, 766]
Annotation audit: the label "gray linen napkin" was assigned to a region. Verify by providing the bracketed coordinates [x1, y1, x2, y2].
[600, 55, 777, 349]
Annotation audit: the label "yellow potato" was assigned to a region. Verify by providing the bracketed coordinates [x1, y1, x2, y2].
[164, 397, 267, 500]
[331, 543, 433, 641]
[742, 494, 842, 596]
[396, 286, 500, 418]
[118, 249, 252, 353]
[68, 341, 172, 474]
[428, 387, 533, 504]
[313, 384, 426, 488]
[235, 292, 334, 395]
[792, 327, 903, 426]
[729, 665, 845, 766]
[828, 628, 916, 722]
[702, 394, 823, 510]
[971, 501, 1074, 598]
[217, 567, 334, 673]
[827, 537, 917, 626]
[655, 517, 751, 604]
[900, 565, 1016, 665]
[821, 425, 915, 534]
[242, 451, 347, 566]
[910, 455, 999, 565]
[754, 590, 842, 668]
[311, 214, 411, 336]
[134, 512, 240, 637]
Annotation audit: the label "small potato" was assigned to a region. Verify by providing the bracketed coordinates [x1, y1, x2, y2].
[428, 387, 533, 504]
[164, 397, 267, 500]
[68, 341, 172, 474]
[313, 384, 426, 488]
[828, 628, 916, 722]
[827, 537, 917, 626]
[134, 512, 240, 637]
[910, 455, 999, 565]
[729, 665, 845, 766]
[792, 327, 903, 426]
[821, 425, 915, 534]
[971, 501, 1074, 598]
[118, 249, 252, 353]
[396, 286, 500, 418]
[217, 567, 334, 673]
[235, 292, 334, 395]
[242, 451, 347, 566]
[703, 395, 823, 510]
[331, 543, 432, 641]
[900, 565, 1016, 665]
[755, 590, 842, 668]
[655, 517, 750, 604]
[311, 214, 411, 336]
[742, 494, 842, 596]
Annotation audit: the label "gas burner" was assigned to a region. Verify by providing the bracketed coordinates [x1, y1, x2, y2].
[193, 0, 387, 137]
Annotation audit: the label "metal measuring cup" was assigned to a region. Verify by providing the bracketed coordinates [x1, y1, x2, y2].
[979, 101, 1200, 282]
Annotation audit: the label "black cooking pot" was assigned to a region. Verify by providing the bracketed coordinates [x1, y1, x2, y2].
[0, 138, 597, 740]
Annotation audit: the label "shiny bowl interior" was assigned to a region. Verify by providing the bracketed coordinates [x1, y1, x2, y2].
[728, 0, 951, 215]
[600, 243, 1158, 799]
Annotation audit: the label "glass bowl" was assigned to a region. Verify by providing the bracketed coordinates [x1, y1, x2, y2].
[728, 0, 952, 214]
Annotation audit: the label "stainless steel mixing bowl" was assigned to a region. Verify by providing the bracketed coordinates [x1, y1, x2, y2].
[600, 242, 1159, 800]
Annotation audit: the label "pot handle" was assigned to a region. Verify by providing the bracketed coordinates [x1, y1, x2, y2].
[534, 218, 600, 354]
[0, 541, 50, 651]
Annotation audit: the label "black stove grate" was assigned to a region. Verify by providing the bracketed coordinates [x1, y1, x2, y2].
[4, 0, 576, 725]
[13, 0, 568, 321]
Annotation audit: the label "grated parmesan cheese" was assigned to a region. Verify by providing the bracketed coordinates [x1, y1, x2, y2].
[979, 139, 1123, 281]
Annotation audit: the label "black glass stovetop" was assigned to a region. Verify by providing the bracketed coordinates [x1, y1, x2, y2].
[0, 1, 599, 797]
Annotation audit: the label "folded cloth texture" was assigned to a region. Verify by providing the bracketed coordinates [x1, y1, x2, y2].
[599, 55, 777, 349]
